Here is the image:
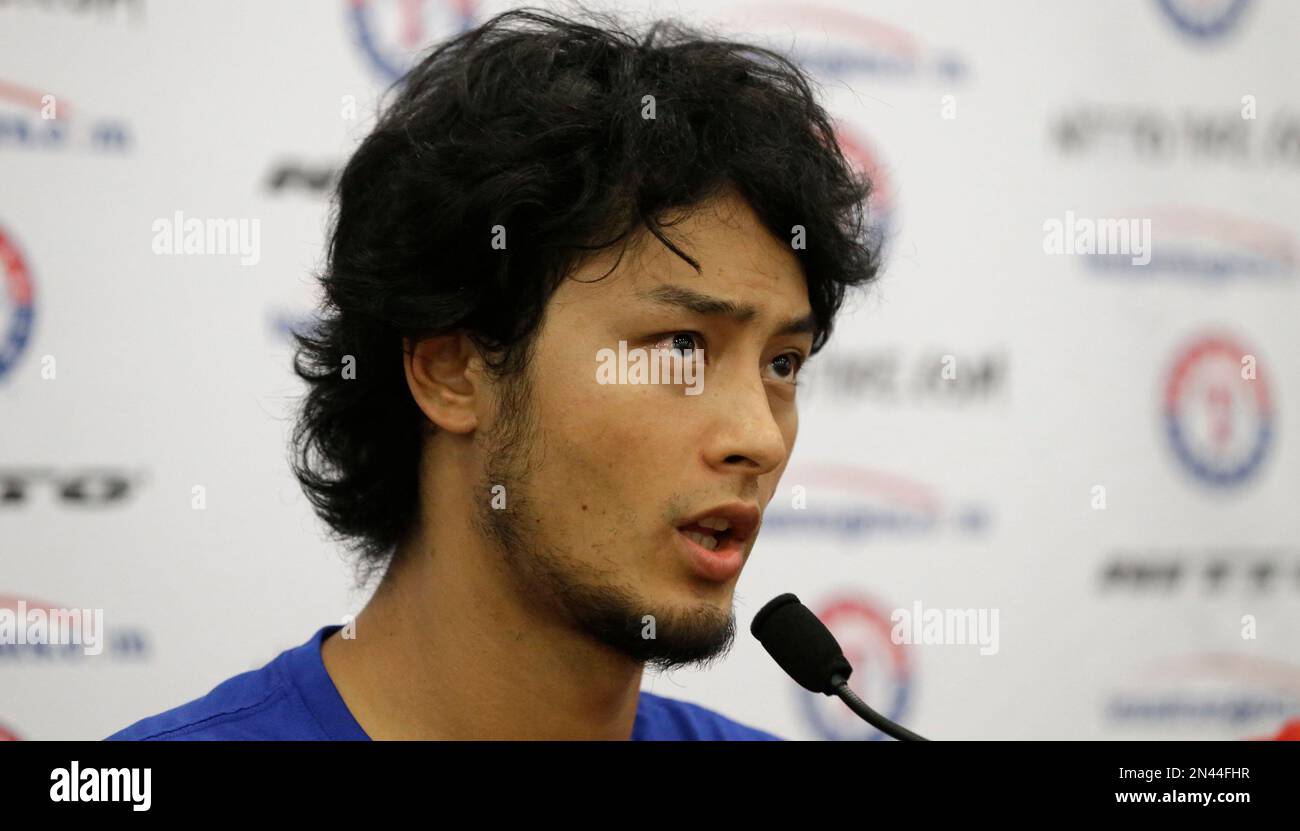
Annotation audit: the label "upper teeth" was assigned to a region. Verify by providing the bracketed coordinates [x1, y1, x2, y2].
[697, 517, 731, 532]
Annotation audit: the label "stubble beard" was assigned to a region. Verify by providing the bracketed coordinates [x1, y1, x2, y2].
[472, 359, 736, 672]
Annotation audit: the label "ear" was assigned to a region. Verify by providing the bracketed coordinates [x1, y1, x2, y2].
[403, 333, 481, 434]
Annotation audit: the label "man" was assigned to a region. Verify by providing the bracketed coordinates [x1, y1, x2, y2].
[108, 7, 879, 740]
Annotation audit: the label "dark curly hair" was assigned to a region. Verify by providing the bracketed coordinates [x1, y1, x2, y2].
[292, 6, 881, 577]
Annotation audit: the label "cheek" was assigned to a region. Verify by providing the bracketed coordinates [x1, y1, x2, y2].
[526, 369, 662, 509]
[781, 401, 799, 441]
[554, 384, 673, 477]
[529, 391, 665, 560]
[761, 461, 788, 506]
[764, 409, 798, 500]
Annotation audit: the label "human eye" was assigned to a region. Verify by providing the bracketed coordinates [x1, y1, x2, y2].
[765, 350, 806, 385]
[650, 331, 706, 357]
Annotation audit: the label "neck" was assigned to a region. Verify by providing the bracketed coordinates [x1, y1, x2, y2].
[320, 479, 646, 740]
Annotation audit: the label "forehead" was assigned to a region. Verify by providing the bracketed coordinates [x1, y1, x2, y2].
[559, 190, 810, 313]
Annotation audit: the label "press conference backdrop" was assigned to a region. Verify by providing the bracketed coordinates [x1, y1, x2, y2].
[2, 0, 1297, 741]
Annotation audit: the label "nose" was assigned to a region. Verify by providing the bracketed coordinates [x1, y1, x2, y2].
[700, 369, 791, 478]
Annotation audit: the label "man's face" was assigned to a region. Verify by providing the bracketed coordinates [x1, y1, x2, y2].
[475, 189, 813, 669]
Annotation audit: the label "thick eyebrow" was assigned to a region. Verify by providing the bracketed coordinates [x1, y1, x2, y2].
[638, 284, 816, 338]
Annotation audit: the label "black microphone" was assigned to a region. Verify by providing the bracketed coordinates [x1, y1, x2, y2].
[751, 593, 930, 741]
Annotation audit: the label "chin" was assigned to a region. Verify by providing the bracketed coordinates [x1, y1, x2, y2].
[662, 572, 737, 605]
[658, 584, 736, 623]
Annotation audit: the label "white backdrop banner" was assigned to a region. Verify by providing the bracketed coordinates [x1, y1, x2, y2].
[2, 0, 1297, 740]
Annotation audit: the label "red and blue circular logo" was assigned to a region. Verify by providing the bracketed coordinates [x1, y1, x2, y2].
[0, 224, 36, 381]
[835, 126, 894, 258]
[799, 596, 913, 741]
[1164, 333, 1273, 488]
[349, 0, 480, 82]
[1157, 0, 1251, 40]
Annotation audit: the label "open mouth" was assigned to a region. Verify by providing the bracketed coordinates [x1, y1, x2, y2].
[678, 518, 735, 552]
[675, 504, 759, 549]
[672, 502, 760, 576]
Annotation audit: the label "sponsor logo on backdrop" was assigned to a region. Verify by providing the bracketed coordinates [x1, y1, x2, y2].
[1156, 0, 1252, 41]
[800, 596, 914, 741]
[1100, 548, 1300, 594]
[268, 308, 319, 344]
[1051, 104, 1300, 168]
[0, 0, 144, 22]
[724, 3, 968, 82]
[0, 223, 35, 381]
[0, 468, 144, 507]
[765, 463, 991, 540]
[1163, 333, 1272, 488]
[265, 159, 339, 196]
[0, 596, 149, 662]
[0, 79, 132, 153]
[349, 0, 480, 81]
[1106, 654, 1300, 736]
[1081, 207, 1296, 280]
[803, 348, 1007, 405]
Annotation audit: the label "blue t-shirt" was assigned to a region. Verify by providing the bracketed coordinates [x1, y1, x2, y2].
[106, 625, 781, 741]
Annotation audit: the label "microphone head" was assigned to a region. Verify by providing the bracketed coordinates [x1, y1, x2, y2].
[750, 593, 852, 695]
